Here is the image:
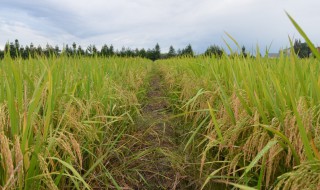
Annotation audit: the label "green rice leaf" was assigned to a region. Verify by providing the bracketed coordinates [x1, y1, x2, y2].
[286, 12, 320, 60]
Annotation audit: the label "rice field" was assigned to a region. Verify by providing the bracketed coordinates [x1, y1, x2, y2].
[1, 50, 320, 190]
[158, 54, 320, 189]
[1, 18, 320, 190]
[0, 56, 153, 189]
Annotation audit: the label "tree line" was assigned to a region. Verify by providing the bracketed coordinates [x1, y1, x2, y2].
[0, 39, 225, 60]
[0, 39, 311, 60]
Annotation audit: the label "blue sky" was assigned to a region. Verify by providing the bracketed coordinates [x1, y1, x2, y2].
[0, 0, 319, 54]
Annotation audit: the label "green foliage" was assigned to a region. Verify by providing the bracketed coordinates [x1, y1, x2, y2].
[294, 39, 311, 58]
[0, 56, 152, 189]
[241, 46, 248, 58]
[158, 53, 320, 189]
[180, 44, 194, 57]
[167, 45, 176, 58]
[205, 45, 223, 58]
[286, 12, 320, 60]
[154, 43, 161, 60]
[100, 44, 115, 57]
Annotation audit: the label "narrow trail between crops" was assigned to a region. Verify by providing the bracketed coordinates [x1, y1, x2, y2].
[133, 66, 186, 189]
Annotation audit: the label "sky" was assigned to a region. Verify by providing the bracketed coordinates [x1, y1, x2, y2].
[0, 0, 319, 54]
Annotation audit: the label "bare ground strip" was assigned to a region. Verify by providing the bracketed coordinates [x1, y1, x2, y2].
[132, 68, 185, 189]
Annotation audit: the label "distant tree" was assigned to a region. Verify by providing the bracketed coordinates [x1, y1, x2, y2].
[125, 48, 135, 57]
[119, 47, 126, 57]
[72, 42, 77, 55]
[77, 45, 85, 56]
[154, 43, 161, 60]
[64, 44, 73, 56]
[86, 45, 95, 56]
[181, 44, 194, 57]
[14, 39, 20, 57]
[109, 45, 114, 56]
[19, 45, 25, 58]
[241, 46, 248, 58]
[54, 45, 60, 55]
[22, 45, 29, 59]
[29, 43, 35, 58]
[146, 48, 155, 61]
[0, 45, 4, 59]
[138, 48, 147, 58]
[36, 45, 43, 56]
[101, 44, 109, 56]
[205, 45, 223, 58]
[167, 45, 176, 58]
[294, 39, 311, 58]
[93, 45, 98, 55]
[99, 44, 114, 57]
[44, 44, 50, 57]
[7, 42, 16, 58]
[177, 49, 182, 56]
[118, 47, 134, 57]
[4, 43, 9, 57]
[134, 48, 140, 56]
[0, 51, 3, 59]
[44, 44, 53, 57]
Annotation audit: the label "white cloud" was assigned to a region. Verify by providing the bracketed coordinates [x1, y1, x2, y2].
[0, 0, 319, 52]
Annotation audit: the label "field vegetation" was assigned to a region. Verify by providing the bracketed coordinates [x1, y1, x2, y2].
[1, 14, 320, 190]
[159, 52, 320, 189]
[0, 55, 154, 189]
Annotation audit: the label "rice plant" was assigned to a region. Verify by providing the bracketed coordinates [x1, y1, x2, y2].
[0, 55, 152, 189]
[158, 42, 320, 189]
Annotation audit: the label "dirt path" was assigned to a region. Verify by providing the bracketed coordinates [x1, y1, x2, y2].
[133, 67, 184, 189]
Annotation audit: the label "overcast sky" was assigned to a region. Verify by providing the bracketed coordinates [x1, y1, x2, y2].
[0, 0, 319, 53]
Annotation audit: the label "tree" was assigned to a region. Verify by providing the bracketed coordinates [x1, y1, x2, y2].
[101, 44, 115, 56]
[119, 47, 126, 57]
[294, 39, 311, 58]
[177, 49, 182, 56]
[86, 45, 97, 56]
[8, 42, 17, 58]
[22, 45, 29, 59]
[64, 44, 73, 56]
[125, 48, 134, 57]
[36, 45, 43, 56]
[181, 44, 194, 57]
[109, 45, 114, 56]
[29, 43, 35, 58]
[241, 46, 247, 58]
[101, 44, 109, 56]
[19, 46, 25, 58]
[54, 45, 60, 55]
[44, 44, 55, 57]
[77, 45, 85, 56]
[154, 43, 161, 60]
[0, 50, 3, 59]
[14, 39, 20, 57]
[72, 42, 77, 55]
[167, 45, 176, 58]
[138, 48, 146, 58]
[205, 45, 223, 58]
[146, 48, 155, 61]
